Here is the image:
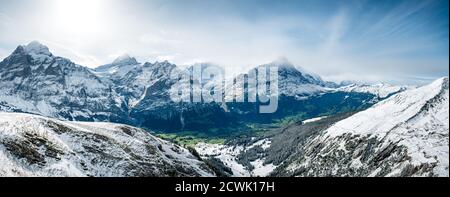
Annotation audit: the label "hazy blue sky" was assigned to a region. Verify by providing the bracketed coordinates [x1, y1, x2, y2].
[0, 0, 448, 84]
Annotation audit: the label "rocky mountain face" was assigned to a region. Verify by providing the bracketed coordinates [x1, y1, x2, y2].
[0, 41, 128, 123]
[95, 56, 176, 109]
[0, 112, 214, 177]
[96, 59, 235, 132]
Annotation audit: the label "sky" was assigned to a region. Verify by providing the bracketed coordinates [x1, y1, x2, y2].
[0, 0, 448, 85]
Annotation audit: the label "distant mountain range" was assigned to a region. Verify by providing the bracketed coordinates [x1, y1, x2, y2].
[1, 41, 405, 134]
[1, 41, 447, 177]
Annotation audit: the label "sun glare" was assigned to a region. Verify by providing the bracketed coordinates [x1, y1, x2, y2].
[52, 0, 107, 36]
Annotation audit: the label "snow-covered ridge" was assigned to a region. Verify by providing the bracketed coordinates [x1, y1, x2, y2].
[95, 54, 140, 75]
[337, 82, 409, 99]
[112, 54, 138, 65]
[286, 77, 449, 177]
[326, 77, 448, 138]
[0, 112, 213, 177]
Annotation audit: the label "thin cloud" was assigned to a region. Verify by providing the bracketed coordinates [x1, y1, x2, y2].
[0, 0, 447, 84]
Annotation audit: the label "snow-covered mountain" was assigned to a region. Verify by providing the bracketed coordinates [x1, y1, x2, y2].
[225, 59, 336, 99]
[196, 77, 449, 177]
[273, 77, 449, 177]
[337, 82, 409, 99]
[0, 112, 213, 177]
[270, 59, 337, 97]
[0, 41, 127, 122]
[0, 41, 447, 177]
[95, 54, 140, 77]
[95, 56, 178, 109]
[0, 41, 407, 133]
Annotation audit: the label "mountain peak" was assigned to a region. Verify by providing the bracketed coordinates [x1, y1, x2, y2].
[23, 41, 51, 56]
[267, 57, 309, 75]
[271, 56, 293, 66]
[5, 41, 53, 63]
[267, 57, 296, 70]
[94, 54, 140, 74]
[112, 54, 138, 65]
[429, 76, 449, 91]
[265, 57, 324, 81]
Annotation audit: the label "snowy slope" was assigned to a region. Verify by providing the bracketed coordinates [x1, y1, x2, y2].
[337, 83, 409, 99]
[195, 139, 275, 177]
[281, 77, 449, 177]
[0, 112, 213, 177]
